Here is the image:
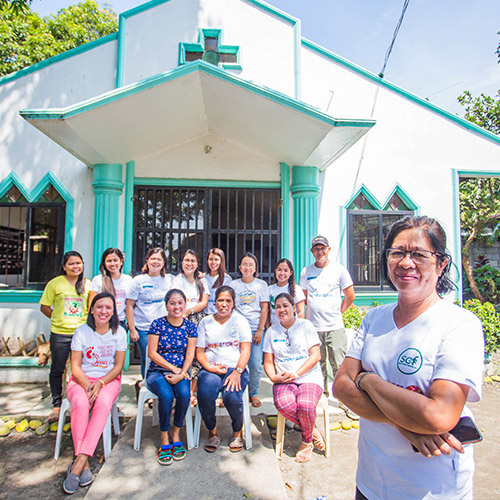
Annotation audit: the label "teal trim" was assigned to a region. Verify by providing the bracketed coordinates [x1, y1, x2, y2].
[119, 0, 170, 18]
[0, 357, 44, 367]
[0, 172, 74, 250]
[302, 38, 500, 146]
[382, 184, 418, 211]
[123, 161, 135, 275]
[116, 14, 127, 87]
[344, 184, 382, 211]
[134, 177, 280, 189]
[0, 172, 31, 201]
[0, 34, 118, 87]
[20, 60, 375, 132]
[0, 290, 43, 303]
[291, 166, 320, 273]
[92, 164, 124, 275]
[280, 163, 291, 259]
[354, 293, 398, 307]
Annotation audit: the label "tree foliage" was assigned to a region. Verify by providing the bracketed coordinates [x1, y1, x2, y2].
[0, 0, 32, 14]
[0, 0, 117, 77]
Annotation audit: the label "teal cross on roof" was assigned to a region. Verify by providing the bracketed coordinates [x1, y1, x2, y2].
[179, 29, 241, 69]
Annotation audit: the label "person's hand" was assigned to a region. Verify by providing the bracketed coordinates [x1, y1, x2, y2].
[223, 369, 241, 392]
[253, 330, 263, 345]
[396, 426, 464, 457]
[86, 382, 101, 406]
[129, 328, 139, 342]
[211, 364, 228, 375]
[165, 372, 185, 385]
[273, 371, 296, 384]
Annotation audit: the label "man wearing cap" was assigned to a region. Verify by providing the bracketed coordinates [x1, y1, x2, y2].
[299, 235, 355, 407]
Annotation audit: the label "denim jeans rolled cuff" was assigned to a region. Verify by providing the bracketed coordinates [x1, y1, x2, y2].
[197, 368, 249, 433]
[248, 330, 265, 398]
[146, 371, 191, 432]
[49, 333, 73, 408]
[135, 328, 149, 379]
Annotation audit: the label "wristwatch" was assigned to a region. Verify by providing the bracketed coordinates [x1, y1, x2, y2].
[235, 367, 243, 374]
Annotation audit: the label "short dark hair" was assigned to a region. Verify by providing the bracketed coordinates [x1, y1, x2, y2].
[381, 215, 455, 295]
[165, 288, 187, 304]
[87, 292, 119, 333]
[215, 285, 235, 305]
[275, 292, 295, 307]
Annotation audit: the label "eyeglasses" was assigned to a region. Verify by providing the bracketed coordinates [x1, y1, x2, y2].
[283, 330, 291, 347]
[386, 248, 441, 265]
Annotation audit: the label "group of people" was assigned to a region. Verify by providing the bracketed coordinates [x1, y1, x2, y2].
[39, 215, 485, 499]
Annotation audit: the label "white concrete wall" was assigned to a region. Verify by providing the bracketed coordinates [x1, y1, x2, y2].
[122, 0, 296, 97]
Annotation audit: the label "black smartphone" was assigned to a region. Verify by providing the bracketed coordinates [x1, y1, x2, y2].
[411, 416, 483, 452]
[449, 416, 483, 445]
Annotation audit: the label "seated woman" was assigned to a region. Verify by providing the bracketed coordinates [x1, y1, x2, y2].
[146, 289, 197, 465]
[263, 292, 325, 463]
[196, 286, 252, 453]
[64, 292, 127, 495]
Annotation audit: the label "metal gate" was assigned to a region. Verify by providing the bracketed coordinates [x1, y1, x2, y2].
[133, 186, 281, 282]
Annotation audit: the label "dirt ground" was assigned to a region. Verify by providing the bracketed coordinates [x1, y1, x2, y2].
[1, 356, 499, 500]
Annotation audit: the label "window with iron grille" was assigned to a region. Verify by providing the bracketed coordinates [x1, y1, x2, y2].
[347, 192, 413, 290]
[0, 184, 66, 289]
[133, 186, 281, 282]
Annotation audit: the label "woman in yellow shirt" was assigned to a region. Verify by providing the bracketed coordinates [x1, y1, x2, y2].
[40, 251, 91, 422]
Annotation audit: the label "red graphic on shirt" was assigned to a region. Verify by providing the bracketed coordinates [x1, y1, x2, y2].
[406, 385, 423, 394]
[85, 346, 107, 368]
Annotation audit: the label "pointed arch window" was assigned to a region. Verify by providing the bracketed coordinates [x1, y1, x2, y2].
[347, 188, 415, 290]
[0, 183, 65, 289]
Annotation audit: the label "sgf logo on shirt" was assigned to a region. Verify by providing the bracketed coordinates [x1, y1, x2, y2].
[397, 348, 422, 375]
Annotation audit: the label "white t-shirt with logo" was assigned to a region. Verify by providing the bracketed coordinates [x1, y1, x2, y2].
[196, 312, 252, 368]
[263, 318, 322, 386]
[71, 323, 127, 378]
[268, 283, 306, 326]
[299, 262, 353, 331]
[230, 278, 270, 331]
[204, 273, 233, 315]
[90, 274, 132, 321]
[347, 300, 484, 500]
[127, 274, 174, 331]
[171, 274, 210, 309]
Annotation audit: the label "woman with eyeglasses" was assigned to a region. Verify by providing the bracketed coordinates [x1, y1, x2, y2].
[333, 216, 484, 500]
[263, 293, 324, 463]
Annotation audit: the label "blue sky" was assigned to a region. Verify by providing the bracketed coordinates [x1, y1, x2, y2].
[31, 0, 500, 115]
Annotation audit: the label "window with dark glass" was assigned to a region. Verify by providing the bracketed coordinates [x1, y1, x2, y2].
[0, 184, 66, 289]
[347, 192, 413, 290]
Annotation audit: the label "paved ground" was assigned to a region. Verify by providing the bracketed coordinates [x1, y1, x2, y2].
[1, 359, 499, 500]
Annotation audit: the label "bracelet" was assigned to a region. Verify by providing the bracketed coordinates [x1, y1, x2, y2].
[355, 371, 374, 391]
[98, 379, 105, 387]
[180, 372, 186, 379]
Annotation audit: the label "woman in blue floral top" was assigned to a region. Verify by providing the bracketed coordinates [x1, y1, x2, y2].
[146, 289, 197, 465]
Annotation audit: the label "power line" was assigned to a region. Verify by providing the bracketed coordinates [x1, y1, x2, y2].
[379, 0, 411, 78]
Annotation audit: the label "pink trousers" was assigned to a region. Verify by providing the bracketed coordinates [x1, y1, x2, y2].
[67, 376, 121, 457]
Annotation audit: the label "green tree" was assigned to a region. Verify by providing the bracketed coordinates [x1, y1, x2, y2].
[458, 31, 500, 303]
[0, 0, 117, 77]
[0, 0, 32, 13]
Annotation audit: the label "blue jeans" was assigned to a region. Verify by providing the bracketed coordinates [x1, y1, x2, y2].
[135, 329, 149, 379]
[197, 368, 249, 432]
[248, 331, 265, 398]
[146, 371, 191, 432]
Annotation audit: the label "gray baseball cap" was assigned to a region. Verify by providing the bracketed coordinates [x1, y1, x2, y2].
[311, 235, 329, 248]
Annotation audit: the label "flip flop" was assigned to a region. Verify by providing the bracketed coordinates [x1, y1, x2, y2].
[312, 430, 325, 451]
[172, 441, 186, 461]
[295, 442, 314, 463]
[229, 436, 244, 452]
[204, 435, 221, 453]
[157, 445, 173, 465]
[249, 396, 262, 408]
[48, 408, 60, 423]
[190, 395, 198, 407]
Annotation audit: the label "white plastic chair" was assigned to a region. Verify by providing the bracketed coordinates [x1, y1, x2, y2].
[54, 397, 120, 460]
[193, 385, 252, 450]
[274, 394, 330, 459]
[133, 358, 194, 451]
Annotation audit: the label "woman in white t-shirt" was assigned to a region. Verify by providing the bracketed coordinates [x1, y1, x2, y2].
[89, 248, 132, 325]
[333, 216, 484, 500]
[263, 292, 324, 463]
[196, 286, 251, 453]
[230, 252, 269, 408]
[268, 258, 305, 327]
[204, 248, 232, 315]
[126, 248, 174, 380]
[63, 292, 127, 495]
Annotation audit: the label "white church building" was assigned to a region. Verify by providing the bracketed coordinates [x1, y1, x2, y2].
[1, 0, 500, 346]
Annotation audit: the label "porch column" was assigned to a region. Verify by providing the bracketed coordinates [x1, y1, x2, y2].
[291, 166, 320, 274]
[92, 163, 124, 275]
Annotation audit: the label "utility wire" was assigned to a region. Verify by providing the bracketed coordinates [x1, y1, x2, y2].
[379, 0, 411, 78]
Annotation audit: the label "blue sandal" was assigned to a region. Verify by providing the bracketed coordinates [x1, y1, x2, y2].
[172, 441, 186, 461]
[157, 445, 173, 465]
